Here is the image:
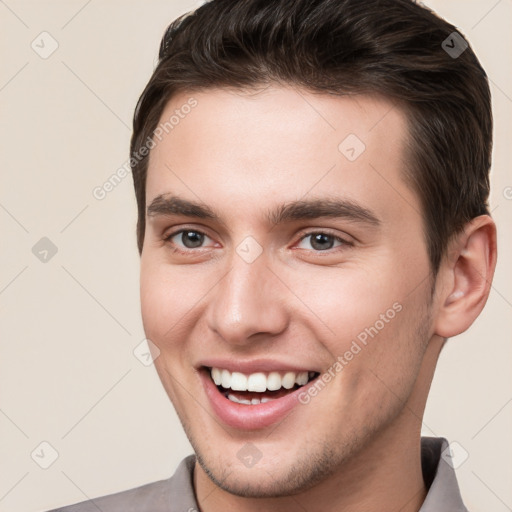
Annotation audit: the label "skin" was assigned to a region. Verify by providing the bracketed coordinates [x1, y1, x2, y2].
[140, 86, 497, 512]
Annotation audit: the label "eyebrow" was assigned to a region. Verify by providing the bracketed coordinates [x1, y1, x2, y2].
[146, 194, 381, 227]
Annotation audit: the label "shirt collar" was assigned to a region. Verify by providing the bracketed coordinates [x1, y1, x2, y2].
[419, 437, 468, 511]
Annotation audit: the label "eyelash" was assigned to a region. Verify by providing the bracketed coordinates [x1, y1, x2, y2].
[162, 228, 353, 255]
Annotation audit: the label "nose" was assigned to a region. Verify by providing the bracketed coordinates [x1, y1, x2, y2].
[206, 250, 289, 346]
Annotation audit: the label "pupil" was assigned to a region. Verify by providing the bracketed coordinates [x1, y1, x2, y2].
[183, 231, 204, 248]
[311, 233, 333, 250]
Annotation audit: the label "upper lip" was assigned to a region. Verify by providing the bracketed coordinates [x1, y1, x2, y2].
[198, 358, 320, 374]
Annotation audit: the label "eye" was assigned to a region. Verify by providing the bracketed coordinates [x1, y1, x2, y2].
[296, 231, 351, 251]
[163, 228, 352, 255]
[164, 229, 215, 252]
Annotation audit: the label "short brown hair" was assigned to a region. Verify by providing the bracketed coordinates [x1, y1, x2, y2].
[130, 0, 492, 275]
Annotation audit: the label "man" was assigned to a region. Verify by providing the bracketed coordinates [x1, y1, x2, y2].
[51, 0, 497, 510]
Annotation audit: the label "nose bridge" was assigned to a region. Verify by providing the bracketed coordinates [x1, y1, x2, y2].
[207, 248, 288, 344]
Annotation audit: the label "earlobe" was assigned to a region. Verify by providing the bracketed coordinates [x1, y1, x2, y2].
[434, 215, 497, 339]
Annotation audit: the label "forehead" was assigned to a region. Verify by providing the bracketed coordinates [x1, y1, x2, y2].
[145, 86, 418, 228]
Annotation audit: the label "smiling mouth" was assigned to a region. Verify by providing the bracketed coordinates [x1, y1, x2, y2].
[206, 367, 321, 405]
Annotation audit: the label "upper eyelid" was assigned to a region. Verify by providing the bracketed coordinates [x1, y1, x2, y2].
[296, 228, 351, 243]
[165, 227, 214, 241]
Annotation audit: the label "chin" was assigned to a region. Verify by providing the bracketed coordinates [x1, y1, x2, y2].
[193, 438, 340, 498]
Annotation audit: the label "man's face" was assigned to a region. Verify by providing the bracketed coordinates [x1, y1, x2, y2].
[140, 86, 436, 496]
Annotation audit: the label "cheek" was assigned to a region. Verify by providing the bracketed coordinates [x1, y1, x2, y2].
[313, 258, 430, 382]
[302, 265, 398, 345]
[351, 289, 430, 412]
[140, 260, 197, 344]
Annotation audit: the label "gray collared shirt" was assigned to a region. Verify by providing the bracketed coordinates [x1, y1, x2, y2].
[49, 437, 468, 511]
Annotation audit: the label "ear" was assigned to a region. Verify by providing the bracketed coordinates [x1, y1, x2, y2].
[434, 215, 497, 339]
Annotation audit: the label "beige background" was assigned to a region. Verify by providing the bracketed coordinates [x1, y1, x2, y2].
[0, 1, 510, 511]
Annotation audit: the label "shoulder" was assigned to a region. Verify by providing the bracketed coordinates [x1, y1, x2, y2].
[46, 455, 196, 512]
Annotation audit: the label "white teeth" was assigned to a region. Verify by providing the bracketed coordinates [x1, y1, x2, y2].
[227, 394, 276, 405]
[247, 372, 267, 392]
[227, 394, 251, 405]
[228, 393, 275, 405]
[210, 367, 315, 394]
[211, 367, 222, 386]
[267, 372, 282, 391]
[230, 372, 248, 391]
[282, 372, 296, 389]
[295, 371, 308, 386]
[221, 369, 231, 389]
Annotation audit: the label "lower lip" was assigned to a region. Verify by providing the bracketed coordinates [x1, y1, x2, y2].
[200, 370, 311, 430]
